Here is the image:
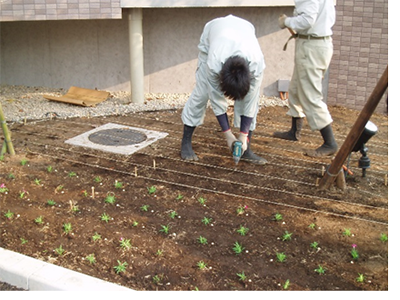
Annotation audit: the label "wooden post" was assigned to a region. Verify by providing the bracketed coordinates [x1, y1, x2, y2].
[0, 103, 15, 156]
[319, 66, 388, 190]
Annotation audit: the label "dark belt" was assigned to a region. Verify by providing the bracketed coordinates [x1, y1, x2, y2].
[283, 33, 331, 51]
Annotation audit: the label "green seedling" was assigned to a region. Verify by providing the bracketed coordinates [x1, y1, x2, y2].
[119, 238, 132, 250]
[94, 176, 102, 183]
[46, 165, 53, 173]
[69, 201, 79, 213]
[350, 245, 359, 260]
[283, 279, 290, 290]
[55, 245, 65, 256]
[0, 184, 8, 193]
[19, 190, 27, 198]
[343, 228, 352, 237]
[314, 265, 326, 275]
[34, 216, 44, 225]
[197, 236, 208, 245]
[100, 212, 111, 223]
[356, 273, 365, 283]
[86, 254, 96, 264]
[236, 271, 247, 282]
[276, 252, 287, 263]
[201, 217, 212, 225]
[380, 233, 388, 243]
[160, 224, 170, 235]
[8, 173, 15, 179]
[47, 199, 56, 206]
[237, 225, 249, 236]
[20, 159, 28, 166]
[153, 274, 163, 284]
[282, 231, 293, 241]
[140, 205, 150, 212]
[232, 241, 244, 255]
[198, 197, 207, 205]
[4, 210, 14, 220]
[114, 260, 128, 274]
[308, 223, 316, 229]
[34, 178, 42, 185]
[155, 249, 163, 256]
[81, 190, 88, 197]
[197, 261, 207, 270]
[104, 193, 116, 204]
[169, 211, 178, 219]
[132, 221, 139, 227]
[68, 171, 77, 177]
[147, 186, 156, 194]
[310, 241, 319, 249]
[20, 238, 28, 245]
[114, 180, 123, 189]
[63, 223, 73, 234]
[175, 193, 184, 201]
[273, 213, 283, 221]
[92, 232, 102, 242]
[236, 205, 248, 215]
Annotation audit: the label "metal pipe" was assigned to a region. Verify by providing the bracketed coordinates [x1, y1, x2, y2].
[128, 8, 144, 104]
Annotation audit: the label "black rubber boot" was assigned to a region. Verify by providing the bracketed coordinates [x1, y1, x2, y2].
[305, 124, 338, 157]
[181, 125, 199, 161]
[241, 131, 267, 165]
[273, 117, 303, 141]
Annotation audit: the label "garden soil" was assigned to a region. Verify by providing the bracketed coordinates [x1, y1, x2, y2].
[0, 104, 388, 291]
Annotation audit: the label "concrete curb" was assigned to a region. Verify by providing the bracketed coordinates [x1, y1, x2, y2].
[0, 247, 134, 291]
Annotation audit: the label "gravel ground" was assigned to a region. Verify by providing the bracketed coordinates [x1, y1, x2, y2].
[0, 84, 287, 123]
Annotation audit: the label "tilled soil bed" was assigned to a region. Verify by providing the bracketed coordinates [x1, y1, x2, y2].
[0, 104, 388, 291]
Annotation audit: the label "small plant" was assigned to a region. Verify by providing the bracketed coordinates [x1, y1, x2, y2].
[236, 271, 247, 282]
[232, 241, 245, 255]
[47, 199, 56, 206]
[114, 180, 123, 189]
[63, 223, 73, 235]
[356, 273, 365, 283]
[132, 221, 139, 227]
[100, 212, 111, 223]
[273, 213, 283, 221]
[140, 204, 150, 212]
[69, 201, 79, 213]
[380, 233, 388, 243]
[94, 176, 102, 183]
[55, 245, 65, 256]
[169, 210, 178, 219]
[85, 254, 96, 264]
[160, 224, 170, 235]
[68, 171, 77, 177]
[343, 228, 352, 237]
[8, 173, 15, 179]
[237, 225, 249, 236]
[236, 205, 248, 215]
[0, 183, 8, 193]
[19, 190, 28, 198]
[153, 274, 163, 285]
[4, 210, 14, 220]
[92, 232, 102, 242]
[34, 178, 42, 186]
[20, 158, 28, 166]
[282, 231, 293, 241]
[276, 252, 287, 263]
[46, 165, 53, 173]
[314, 265, 326, 275]
[81, 190, 88, 197]
[20, 238, 28, 245]
[119, 238, 132, 250]
[310, 241, 319, 249]
[104, 193, 116, 204]
[34, 216, 44, 225]
[198, 197, 207, 206]
[197, 236, 208, 245]
[283, 279, 290, 290]
[175, 193, 184, 201]
[114, 260, 128, 274]
[155, 249, 163, 256]
[350, 244, 359, 260]
[308, 223, 316, 229]
[201, 217, 212, 225]
[197, 261, 207, 270]
[147, 185, 157, 194]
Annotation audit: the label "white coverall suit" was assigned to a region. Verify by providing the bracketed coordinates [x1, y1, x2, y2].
[181, 15, 266, 132]
[284, 0, 335, 131]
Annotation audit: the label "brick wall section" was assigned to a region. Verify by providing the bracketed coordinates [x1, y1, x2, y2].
[328, 0, 388, 114]
[0, 0, 122, 21]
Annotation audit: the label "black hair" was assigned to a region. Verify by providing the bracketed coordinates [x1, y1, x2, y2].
[219, 56, 251, 100]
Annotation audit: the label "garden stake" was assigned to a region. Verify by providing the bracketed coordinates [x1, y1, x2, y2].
[0, 102, 15, 155]
[92, 186, 95, 198]
[153, 159, 156, 169]
[134, 166, 138, 177]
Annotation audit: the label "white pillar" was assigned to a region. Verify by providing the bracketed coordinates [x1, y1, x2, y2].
[128, 8, 144, 104]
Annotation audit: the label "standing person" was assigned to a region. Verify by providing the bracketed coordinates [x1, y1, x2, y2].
[181, 15, 267, 165]
[274, 0, 338, 157]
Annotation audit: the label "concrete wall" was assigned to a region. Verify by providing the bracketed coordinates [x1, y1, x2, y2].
[0, 7, 295, 96]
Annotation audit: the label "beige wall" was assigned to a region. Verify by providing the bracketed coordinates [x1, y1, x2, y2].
[0, 7, 295, 96]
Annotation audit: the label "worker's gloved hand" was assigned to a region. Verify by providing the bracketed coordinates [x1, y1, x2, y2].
[223, 129, 237, 151]
[238, 132, 248, 154]
[279, 14, 287, 29]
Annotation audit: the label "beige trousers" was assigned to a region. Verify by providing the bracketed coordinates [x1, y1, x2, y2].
[287, 37, 334, 131]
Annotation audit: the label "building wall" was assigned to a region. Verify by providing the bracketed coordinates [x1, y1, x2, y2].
[328, 0, 388, 113]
